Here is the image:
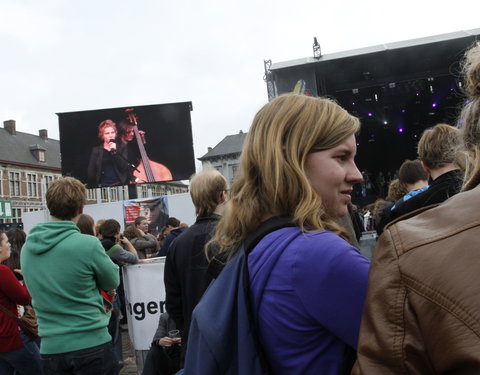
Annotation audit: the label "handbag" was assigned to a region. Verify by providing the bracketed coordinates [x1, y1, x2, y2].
[0, 302, 39, 341]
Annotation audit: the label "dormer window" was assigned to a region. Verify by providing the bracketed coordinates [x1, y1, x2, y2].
[29, 144, 47, 162]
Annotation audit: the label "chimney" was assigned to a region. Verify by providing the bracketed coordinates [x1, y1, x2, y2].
[39, 129, 48, 140]
[4, 120, 16, 135]
[208, 147, 212, 152]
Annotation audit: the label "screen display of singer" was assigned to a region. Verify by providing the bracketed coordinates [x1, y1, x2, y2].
[58, 102, 195, 188]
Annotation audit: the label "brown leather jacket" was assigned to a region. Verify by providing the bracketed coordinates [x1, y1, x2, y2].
[352, 184, 480, 374]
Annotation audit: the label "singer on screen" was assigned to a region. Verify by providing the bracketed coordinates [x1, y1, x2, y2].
[87, 119, 130, 188]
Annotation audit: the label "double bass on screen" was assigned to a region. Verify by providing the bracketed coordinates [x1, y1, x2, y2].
[87, 110, 172, 188]
[120, 109, 172, 184]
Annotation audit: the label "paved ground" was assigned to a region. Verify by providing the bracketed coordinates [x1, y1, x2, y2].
[120, 329, 138, 375]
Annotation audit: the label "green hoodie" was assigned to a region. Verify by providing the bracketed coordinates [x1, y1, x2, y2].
[21, 221, 119, 354]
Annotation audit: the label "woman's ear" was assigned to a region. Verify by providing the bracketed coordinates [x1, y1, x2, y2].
[220, 190, 228, 203]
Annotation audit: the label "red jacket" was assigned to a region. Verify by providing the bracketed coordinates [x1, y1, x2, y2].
[0, 264, 31, 352]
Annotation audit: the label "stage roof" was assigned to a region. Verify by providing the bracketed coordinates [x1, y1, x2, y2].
[266, 29, 480, 173]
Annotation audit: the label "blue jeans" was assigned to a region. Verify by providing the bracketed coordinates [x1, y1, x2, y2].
[0, 330, 43, 375]
[41, 341, 118, 375]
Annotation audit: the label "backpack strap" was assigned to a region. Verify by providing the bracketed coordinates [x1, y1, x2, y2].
[243, 216, 295, 374]
[243, 216, 295, 254]
[207, 216, 295, 279]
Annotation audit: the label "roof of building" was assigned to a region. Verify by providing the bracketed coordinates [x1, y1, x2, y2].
[0, 127, 61, 170]
[198, 131, 247, 161]
[270, 28, 480, 71]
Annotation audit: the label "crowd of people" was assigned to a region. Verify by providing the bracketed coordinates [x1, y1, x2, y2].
[1, 42, 480, 375]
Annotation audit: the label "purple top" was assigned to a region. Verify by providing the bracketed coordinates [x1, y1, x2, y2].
[248, 228, 370, 375]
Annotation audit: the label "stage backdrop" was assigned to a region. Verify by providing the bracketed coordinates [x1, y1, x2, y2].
[58, 102, 195, 188]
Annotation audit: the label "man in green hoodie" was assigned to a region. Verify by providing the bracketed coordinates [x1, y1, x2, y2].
[21, 177, 120, 375]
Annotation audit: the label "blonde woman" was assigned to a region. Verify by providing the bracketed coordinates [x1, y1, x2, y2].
[188, 94, 370, 374]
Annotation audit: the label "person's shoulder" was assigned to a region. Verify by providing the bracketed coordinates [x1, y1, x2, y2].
[107, 243, 124, 253]
[262, 227, 353, 254]
[302, 230, 350, 247]
[386, 187, 476, 254]
[71, 233, 103, 251]
[0, 264, 11, 273]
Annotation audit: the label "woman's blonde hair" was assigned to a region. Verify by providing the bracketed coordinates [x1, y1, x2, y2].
[209, 94, 360, 258]
[459, 43, 480, 190]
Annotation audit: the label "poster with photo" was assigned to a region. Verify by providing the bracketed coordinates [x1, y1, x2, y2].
[58, 102, 195, 188]
[123, 196, 169, 237]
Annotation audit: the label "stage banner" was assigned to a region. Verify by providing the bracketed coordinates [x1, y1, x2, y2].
[123, 196, 169, 237]
[122, 258, 166, 350]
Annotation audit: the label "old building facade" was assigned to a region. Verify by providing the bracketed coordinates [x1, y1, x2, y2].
[0, 120, 62, 228]
[198, 130, 247, 185]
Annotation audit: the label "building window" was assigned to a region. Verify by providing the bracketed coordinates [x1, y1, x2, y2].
[12, 208, 22, 223]
[9, 172, 21, 196]
[101, 188, 109, 201]
[87, 189, 97, 201]
[38, 150, 46, 162]
[229, 164, 239, 184]
[110, 187, 119, 201]
[27, 174, 38, 197]
[44, 175, 54, 191]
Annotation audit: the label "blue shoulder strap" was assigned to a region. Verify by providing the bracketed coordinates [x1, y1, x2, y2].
[182, 216, 294, 375]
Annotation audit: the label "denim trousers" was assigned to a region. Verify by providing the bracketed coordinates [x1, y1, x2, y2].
[41, 341, 118, 375]
[0, 330, 43, 375]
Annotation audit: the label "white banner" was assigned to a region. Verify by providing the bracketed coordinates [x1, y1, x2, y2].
[122, 257, 166, 350]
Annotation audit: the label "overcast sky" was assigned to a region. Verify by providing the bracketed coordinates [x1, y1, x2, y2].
[1, 0, 478, 171]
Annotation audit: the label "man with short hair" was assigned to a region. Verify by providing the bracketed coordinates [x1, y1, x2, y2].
[99, 219, 140, 265]
[164, 167, 228, 361]
[156, 217, 186, 257]
[132, 216, 158, 258]
[21, 177, 119, 374]
[388, 123, 463, 222]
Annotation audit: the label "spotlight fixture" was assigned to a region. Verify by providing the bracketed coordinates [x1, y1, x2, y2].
[313, 37, 322, 59]
[363, 72, 373, 81]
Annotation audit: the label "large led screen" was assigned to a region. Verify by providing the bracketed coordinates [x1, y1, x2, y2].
[58, 102, 195, 188]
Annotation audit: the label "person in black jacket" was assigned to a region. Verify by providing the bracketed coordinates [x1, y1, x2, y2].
[164, 167, 228, 364]
[142, 312, 181, 375]
[156, 218, 186, 257]
[87, 120, 130, 188]
[387, 124, 463, 224]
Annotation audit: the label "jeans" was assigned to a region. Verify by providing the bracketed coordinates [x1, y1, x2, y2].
[41, 341, 118, 375]
[0, 330, 43, 375]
